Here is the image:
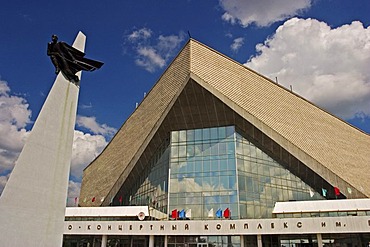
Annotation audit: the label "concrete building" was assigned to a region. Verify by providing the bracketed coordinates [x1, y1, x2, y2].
[64, 39, 370, 247]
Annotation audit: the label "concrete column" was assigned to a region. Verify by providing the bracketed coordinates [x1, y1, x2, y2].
[240, 235, 244, 247]
[164, 235, 168, 247]
[317, 233, 323, 247]
[0, 32, 85, 247]
[101, 235, 107, 247]
[257, 235, 262, 247]
[149, 235, 155, 247]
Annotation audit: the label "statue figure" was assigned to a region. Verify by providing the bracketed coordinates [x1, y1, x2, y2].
[47, 34, 103, 84]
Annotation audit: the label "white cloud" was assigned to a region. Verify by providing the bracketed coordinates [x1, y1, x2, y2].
[135, 46, 166, 72]
[231, 37, 244, 52]
[127, 27, 152, 42]
[246, 18, 370, 119]
[0, 79, 31, 173]
[219, 0, 311, 27]
[76, 115, 117, 138]
[70, 130, 107, 180]
[125, 29, 186, 72]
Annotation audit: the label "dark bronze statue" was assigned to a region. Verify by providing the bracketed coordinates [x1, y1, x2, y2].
[47, 35, 103, 84]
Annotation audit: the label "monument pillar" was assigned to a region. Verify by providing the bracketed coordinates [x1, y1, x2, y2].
[0, 32, 86, 246]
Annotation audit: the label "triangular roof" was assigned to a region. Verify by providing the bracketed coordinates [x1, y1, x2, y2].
[79, 39, 370, 206]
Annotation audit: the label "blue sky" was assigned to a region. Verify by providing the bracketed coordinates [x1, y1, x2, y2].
[0, 0, 369, 205]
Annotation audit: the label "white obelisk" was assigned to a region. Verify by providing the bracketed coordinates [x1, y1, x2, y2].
[0, 32, 85, 246]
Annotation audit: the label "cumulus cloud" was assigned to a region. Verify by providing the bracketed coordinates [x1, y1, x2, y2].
[76, 115, 117, 138]
[219, 0, 311, 27]
[231, 37, 244, 52]
[246, 18, 370, 119]
[125, 28, 186, 72]
[0, 79, 31, 173]
[70, 130, 108, 180]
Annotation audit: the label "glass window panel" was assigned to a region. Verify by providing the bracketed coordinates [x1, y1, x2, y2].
[187, 145, 194, 157]
[219, 127, 226, 139]
[203, 128, 210, 140]
[219, 142, 227, 155]
[171, 131, 179, 143]
[228, 158, 236, 170]
[203, 143, 211, 156]
[187, 129, 195, 142]
[238, 176, 246, 191]
[220, 159, 228, 171]
[194, 144, 202, 156]
[227, 142, 235, 154]
[211, 176, 219, 189]
[210, 128, 218, 139]
[178, 145, 186, 157]
[195, 129, 202, 141]
[187, 161, 194, 173]
[179, 130, 186, 142]
[211, 160, 219, 172]
[220, 176, 228, 189]
[229, 175, 236, 189]
[220, 195, 229, 203]
[203, 176, 211, 187]
[171, 146, 178, 158]
[203, 160, 211, 172]
[194, 160, 202, 173]
[211, 143, 218, 156]
[226, 126, 234, 138]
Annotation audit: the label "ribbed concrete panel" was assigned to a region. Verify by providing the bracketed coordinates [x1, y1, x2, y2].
[0, 32, 84, 246]
[80, 42, 190, 206]
[189, 40, 370, 197]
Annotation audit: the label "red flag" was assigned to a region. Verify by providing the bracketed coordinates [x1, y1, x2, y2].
[171, 209, 178, 219]
[119, 196, 123, 205]
[92, 197, 95, 202]
[224, 208, 230, 218]
[334, 187, 340, 196]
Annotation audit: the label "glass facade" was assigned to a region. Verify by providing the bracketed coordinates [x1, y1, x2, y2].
[127, 140, 170, 214]
[235, 132, 323, 219]
[169, 126, 323, 219]
[169, 126, 238, 219]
